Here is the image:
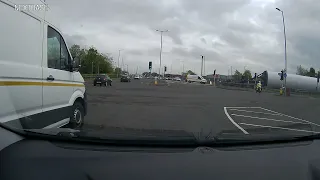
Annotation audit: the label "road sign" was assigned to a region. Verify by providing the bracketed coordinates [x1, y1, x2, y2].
[278, 72, 287, 79]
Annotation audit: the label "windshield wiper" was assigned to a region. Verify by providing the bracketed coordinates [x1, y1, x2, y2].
[24, 127, 199, 146]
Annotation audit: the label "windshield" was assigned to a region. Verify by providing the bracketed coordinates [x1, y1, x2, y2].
[1, 0, 320, 145]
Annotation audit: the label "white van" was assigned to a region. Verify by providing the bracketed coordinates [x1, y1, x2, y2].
[186, 74, 207, 84]
[0, 0, 87, 129]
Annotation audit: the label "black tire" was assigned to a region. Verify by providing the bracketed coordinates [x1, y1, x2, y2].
[104, 82, 107, 86]
[93, 83, 96, 86]
[68, 101, 84, 129]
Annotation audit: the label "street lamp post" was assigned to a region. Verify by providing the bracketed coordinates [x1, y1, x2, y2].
[156, 29, 169, 77]
[276, 8, 287, 96]
[180, 60, 185, 74]
[200, 55, 204, 76]
[117, 49, 123, 78]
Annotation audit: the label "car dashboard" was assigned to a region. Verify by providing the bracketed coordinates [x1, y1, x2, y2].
[2, 130, 320, 180]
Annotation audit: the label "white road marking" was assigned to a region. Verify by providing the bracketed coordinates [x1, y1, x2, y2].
[224, 107, 261, 109]
[229, 109, 281, 116]
[259, 107, 320, 127]
[224, 107, 249, 134]
[230, 114, 311, 125]
[239, 122, 320, 134]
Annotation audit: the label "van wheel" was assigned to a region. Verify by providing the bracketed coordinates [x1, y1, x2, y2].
[68, 101, 84, 129]
[93, 83, 96, 86]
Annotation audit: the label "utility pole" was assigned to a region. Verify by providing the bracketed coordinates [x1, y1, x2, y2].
[117, 49, 123, 78]
[121, 57, 124, 71]
[156, 29, 169, 77]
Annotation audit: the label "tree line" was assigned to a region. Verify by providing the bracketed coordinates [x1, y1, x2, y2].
[233, 70, 252, 81]
[69, 44, 126, 77]
[296, 65, 319, 77]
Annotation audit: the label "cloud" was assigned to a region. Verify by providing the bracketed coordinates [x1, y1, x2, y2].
[64, 34, 87, 48]
[45, 0, 320, 74]
[200, 38, 207, 44]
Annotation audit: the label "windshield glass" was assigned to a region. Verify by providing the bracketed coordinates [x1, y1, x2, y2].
[1, 0, 320, 144]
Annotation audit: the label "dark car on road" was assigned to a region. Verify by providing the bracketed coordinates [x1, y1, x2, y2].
[120, 75, 131, 82]
[93, 74, 112, 86]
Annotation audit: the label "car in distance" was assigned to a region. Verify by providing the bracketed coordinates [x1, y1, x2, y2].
[120, 75, 131, 82]
[134, 75, 140, 80]
[93, 74, 112, 86]
[174, 77, 181, 81]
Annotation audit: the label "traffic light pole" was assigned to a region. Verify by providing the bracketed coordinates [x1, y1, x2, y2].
[278, 9, 287, 96]
[254, 73, 257, 90]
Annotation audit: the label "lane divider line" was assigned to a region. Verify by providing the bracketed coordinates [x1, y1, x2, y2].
[228, 109, 281, 116]
[224, 107, 249, 134]
[230, 114, 312, 125]
[259, 107, 320, 127]
[239, 122, 320, 134]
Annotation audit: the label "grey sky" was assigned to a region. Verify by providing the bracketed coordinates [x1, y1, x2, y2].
[46, 0, 320, 75]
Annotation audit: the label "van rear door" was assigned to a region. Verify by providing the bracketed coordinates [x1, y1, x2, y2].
[0, 1, 43, 128]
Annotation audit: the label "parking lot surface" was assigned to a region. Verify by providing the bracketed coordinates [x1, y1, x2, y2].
[83, 78, 320, 136]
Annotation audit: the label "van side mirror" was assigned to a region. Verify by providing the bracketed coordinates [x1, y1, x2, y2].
[72, 57, 81, 72]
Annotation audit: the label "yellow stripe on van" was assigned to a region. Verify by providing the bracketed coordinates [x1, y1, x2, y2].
[0, 81, 84, 87]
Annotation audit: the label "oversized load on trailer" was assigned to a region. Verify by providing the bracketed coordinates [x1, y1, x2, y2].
[260, 71, 319, 92]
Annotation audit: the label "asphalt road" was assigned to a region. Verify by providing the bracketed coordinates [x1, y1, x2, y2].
[83, 78, 320, 136]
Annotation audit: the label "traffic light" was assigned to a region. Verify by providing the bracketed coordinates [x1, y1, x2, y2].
[164, 66, 167, 72]
[254, 73, 257, 79]
[213, 69, 216, 75]
[149, 61, 152, 70]
[280, 70, 284, 81]
[317, 73, 320, 83]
